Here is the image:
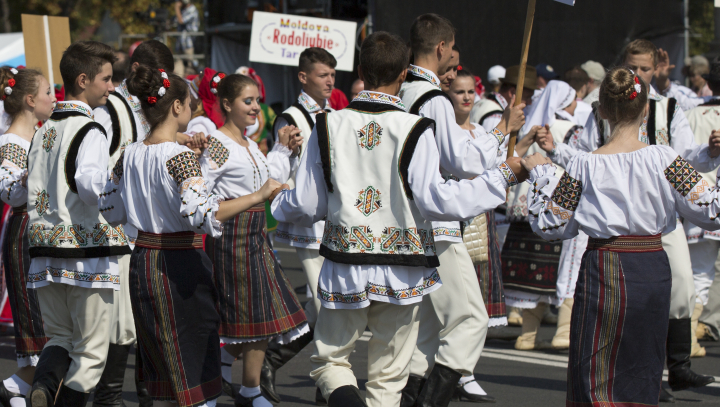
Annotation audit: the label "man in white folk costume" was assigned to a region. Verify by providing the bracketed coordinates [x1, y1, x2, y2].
[272, 30, 526, 407]
[25, 41, 130, 406]
[261, 47, 337, 404]
[91, 39, 176, 407]
[398, 13, 527, 407]
[683, 59, 720, 360]
[538, 39, 720, 402]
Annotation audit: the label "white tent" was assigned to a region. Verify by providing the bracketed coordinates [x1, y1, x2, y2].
[0, 33, 25, 67]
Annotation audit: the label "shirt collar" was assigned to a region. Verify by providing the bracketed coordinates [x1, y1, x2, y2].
[118, 80, 142, 112]
[298, 90, 333, 113]
[408, 65, 441, 89]
[352, 91, 407, 111]
[55, 100, 94, 119]
[492, 92, 508, 109]
[648, 85, 662, 101]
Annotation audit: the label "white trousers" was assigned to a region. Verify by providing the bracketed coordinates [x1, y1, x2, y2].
[37, 283, 114, 392]
[297, 247, 324, 328]
[663, 226, 697, 319]
[110, 254, 136, 346]
[688, 239, 720, 305]
[310, 301, 420, 407]
[409, 241, 488, 377]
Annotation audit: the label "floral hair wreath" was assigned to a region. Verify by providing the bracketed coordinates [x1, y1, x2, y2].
[627, 69, 643, 101]
[210, 72, 226, 95]
[148, 69, 171, 105]
[2, 68, 18, 100]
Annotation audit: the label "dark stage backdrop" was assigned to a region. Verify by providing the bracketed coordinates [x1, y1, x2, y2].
[374, 0, 686, 84]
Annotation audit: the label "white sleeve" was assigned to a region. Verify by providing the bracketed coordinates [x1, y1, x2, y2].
[75, 127, 111, 206]
[98, 155, 127, 226]
[663, 83, 705, 111]
[669, 107, 720, 173]
[419, 96, 504, 177]
[481, 113, 503, 133]
[527, 164, 581, 241]
[0, 163, 26, 207]
[407, 128, 510, 221]
[671, 166, 720, 231]
[93, 106, 113, 135]
[266, 143, 296, 183]
[271, 126, 328, 227]
[549, 113, 596, 167]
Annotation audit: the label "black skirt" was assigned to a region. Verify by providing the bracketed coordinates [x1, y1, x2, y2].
[130, 231, 221, 407]
[502, 221, 562, 295]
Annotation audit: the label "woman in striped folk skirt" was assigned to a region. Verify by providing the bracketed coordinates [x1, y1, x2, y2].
[199, 74, 307, 406]
[0, 67, 54, 404]
[97, 68, 285, 407]
[477, 211, 507, 326]
[527, 66, 720, 406]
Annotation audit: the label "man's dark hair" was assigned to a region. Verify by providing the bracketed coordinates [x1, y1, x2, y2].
[707, 60, 720, 95]
[360, 32, 409, 89]
[298, 47, 337, 73]
[129, 40, 175, 75]
[410, 14, 455, 57]
[60, 40, 116, 95]
[563, 67, 590, 93]
[113, 51, 129, 84]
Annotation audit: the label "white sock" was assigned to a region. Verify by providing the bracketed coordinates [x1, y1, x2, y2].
[196, 399, 216, 407]
[3, 375, 30, 407]
[239, 386, 273, 406]
[220, 348, 234, 383]
[459, 375, 487, 396]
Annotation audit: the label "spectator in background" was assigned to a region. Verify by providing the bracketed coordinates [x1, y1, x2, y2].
[439, 44, 460, 93]
[112, 51, 129, 87]
[486, 65, 505, 96]
[580, 60, 605, 104]
[174, 0, 199, 76]
[349, 78, 364, 100]
[533, 63, 559, 103]
[329, 88, 349, 110]
[563, 66, 592, 126]
[685, 55, 712, 97]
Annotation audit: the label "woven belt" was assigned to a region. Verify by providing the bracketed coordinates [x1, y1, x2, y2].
[135, 231, 203, 250]
[587, 234, 663, 253]
[11, 205, 27, 215]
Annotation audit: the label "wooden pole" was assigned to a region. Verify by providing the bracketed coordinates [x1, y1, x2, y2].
[505, 0, 537, 160]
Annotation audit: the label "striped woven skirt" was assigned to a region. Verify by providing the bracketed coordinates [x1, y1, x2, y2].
[567, 235, 671, 407]
[475, 211, 506, 326]
[206, 204, 307, 342]
[130, 231, 221, 406]
[2, 207, 47, 366]
[502, 221, 562, 295]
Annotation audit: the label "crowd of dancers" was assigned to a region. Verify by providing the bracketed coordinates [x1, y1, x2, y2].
[0, 11, 717, 407]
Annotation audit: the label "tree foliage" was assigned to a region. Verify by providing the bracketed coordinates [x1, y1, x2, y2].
[690, 0, 715, 56]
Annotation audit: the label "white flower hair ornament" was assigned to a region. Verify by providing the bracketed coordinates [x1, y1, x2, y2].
[9, 68, 18, 75]
[210, 72, 226, 95]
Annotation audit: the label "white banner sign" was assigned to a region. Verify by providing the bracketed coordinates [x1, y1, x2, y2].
[716, 0, 720, 8]
[249, 11, 357, 72]
[554, 0, 575, 5]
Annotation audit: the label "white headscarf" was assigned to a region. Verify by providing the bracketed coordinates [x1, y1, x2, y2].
[522, 80, 576, 133]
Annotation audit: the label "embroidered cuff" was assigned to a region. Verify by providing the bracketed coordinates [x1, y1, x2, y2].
[529, 163, 555, 184]
[497, 161, 519, 188]
[490, 127, 506, 147]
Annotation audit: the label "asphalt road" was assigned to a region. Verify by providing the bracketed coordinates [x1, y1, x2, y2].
[0, 242, 716, 406]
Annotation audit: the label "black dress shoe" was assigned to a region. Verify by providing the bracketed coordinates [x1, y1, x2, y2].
[667, 318, 716, 392]
[29, 346, 71, 407]
[0, 381, 24, 407]
[222, 377, 241, 398]
[235, 393, 269, 407]
[659, 387, 675, 403]
[452, 379, 496, 403]
[55, 385, 91, 407]
[415, 364, 462, 407]
[316, 387, 328, 406]
[327, 385, 366, 407]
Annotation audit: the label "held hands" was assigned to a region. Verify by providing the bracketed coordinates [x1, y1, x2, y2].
[269, 183, 290, 203]
[259, 178, 283, 202]
[21, 172, 28, 188]
[534, 125, 554, 153]
[505, 156, 530, 183]
[521, 152, 553, 172]
[278, 125, 304, 155]
[709, 130, 720, 158]
[501, 95, 527, 134]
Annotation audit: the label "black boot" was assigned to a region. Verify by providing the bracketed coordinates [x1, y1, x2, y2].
[400, 374, 425, 407]
[327, 385, 366, 407]
[0, 380, 24, 407]
[260, 328, 314, 402]
[28, 346, 71, 407]
[659, 387, 675, 403]
[316, 387, 328, 406]
[666, 318, 715, 392]
[93, 344, 131, 406]
[415, 364, 462, 407]
[134, 351, 153, 407]
[55, 385, 90, 407]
